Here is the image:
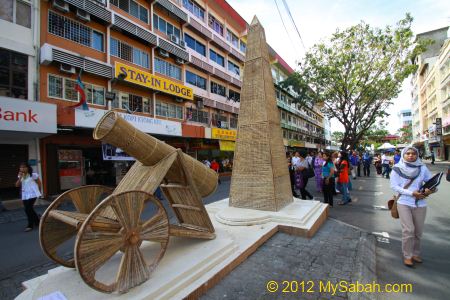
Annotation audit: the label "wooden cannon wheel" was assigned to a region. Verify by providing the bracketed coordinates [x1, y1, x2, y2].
[75, 191, 169, 293]
[39, 185, 114, 268]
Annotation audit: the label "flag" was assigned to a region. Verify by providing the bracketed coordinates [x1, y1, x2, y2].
[69, 70, 89, 110]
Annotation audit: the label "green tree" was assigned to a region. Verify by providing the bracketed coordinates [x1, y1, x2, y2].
[281, 14, 430, 150]
[397, 124, 412, 143]
[332, 131, 344, 144]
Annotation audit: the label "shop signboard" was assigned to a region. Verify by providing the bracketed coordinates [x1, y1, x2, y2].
[58, 149, 83, 190]
[219, 140, 236, 151]
[115, 62, 193, 100]
[436, 118, 442, 135]
[75, 108, 182, 136]
[0, 96, 56, 134]
[288, 140, 305, 147]
[211, 128, 237, 141]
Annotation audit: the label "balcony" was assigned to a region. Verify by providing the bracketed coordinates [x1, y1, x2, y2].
[230, 48, 245, 63]
[153, 0, 188, 23]
[158, 38, 189, 61]
[189, 55, 214, 74]
[211, 33, 231, 53]
[186, 16, 213, 40]
[65, 0, 111, 24]
[112, 13, 157, 46]
[213, 68, 231, 83]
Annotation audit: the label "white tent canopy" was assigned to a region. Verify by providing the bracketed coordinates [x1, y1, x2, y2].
[377, 142, 396, 150]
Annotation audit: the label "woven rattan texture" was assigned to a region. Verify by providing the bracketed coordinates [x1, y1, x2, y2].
[229, 17, 292, 211]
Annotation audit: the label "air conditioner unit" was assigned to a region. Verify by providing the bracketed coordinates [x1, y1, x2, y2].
[158, 49, 170, 58]
[175, 58, 185, 65]
[179, 40, 186, 48]
[76, 9, 90, 22]
[60, 64, 76, 74]
[52, 0, 69, 13]
[169, 34, 179, 44]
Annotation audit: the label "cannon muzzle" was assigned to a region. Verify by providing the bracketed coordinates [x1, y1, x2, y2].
[93, 111, 218, 197]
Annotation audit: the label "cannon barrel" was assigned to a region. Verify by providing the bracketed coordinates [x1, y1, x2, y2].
[93, 111, 218, 197]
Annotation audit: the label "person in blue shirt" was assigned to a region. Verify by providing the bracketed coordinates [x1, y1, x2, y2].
[394, 150, 401, 165]
[321, 152, 335, 207]
[362, 152, 372, 176]
[349, 151, 359, 179]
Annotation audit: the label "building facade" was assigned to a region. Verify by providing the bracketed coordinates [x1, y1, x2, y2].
[411, 26, 450, 160]
[1, 0, 326, 198]
[0, 0, 58, 199]
[397, 109, 412, 128]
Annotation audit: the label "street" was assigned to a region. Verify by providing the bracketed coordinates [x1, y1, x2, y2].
[1, 164, 449, 299]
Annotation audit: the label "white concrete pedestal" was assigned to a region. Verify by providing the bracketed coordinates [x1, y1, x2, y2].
[17, 198, 328, 300]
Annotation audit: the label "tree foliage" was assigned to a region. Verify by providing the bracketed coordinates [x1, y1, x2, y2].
[281, 14, 430, 150]
[397, 123, 412, 143]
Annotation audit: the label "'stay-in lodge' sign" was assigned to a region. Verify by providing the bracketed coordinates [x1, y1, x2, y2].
[115, 62, 194, 100]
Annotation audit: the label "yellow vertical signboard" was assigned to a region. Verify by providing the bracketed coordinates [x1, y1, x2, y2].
[115, 62, 193, 100]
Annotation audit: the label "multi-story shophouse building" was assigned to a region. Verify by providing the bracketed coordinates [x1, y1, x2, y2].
[271, 54, 328, 151]
[0, 0, 57, 199]
[411, 26, 449, 160]
[5, 0, 327, 198]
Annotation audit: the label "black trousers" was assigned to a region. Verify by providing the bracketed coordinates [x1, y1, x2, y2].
[322, 180, 334, 206]
[23, 198, 40, 228]
[300, 177, 313, 200]
[363, 163, 371, 176]
[357, 163, 361, 177]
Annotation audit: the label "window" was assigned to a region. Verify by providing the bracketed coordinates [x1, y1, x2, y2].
[153, 14, 181, 39]
[110, 37, 149, 68]
[211, 81, 226, 97]
[0, 0, 31, 28]
[228, 60, 240, 76]
[212, 113, 228, 128]
[110, 91, 150, 113]
[182, 0, 205, 20]
[230, 115, 238, 128]
[226, 29, 239, 48]
[240, 40, 246, 53]
[110, 0, 149, 23]
[228, 89, 240, 102]
[187, 107, 209, 124]
[185, 71, 206, 90]
[48, 74, 105, 105]
[0, 48, 27, 98]
[155, 100, 183, 119]
[154, 58, 182, 80]
[184, 33, 206, 56]
[209, 49, 224, 67]
[48, 11, 104, 51]
[208, 14, 223, 36]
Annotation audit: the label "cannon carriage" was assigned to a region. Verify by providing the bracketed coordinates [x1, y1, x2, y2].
[39, 111, 218, 293]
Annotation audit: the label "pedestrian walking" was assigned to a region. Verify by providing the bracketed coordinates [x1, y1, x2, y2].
[337, 151, 351, 205]
[357, 153, 362, 177]
[350, 151, 359, 179]
[314, 151, 324, 192]
[210, 159, 221, 184]
[332, 151, 340, 194]
[390, 147, 437, 267]
[294, 151, 314, 200]
[374, 154, 383, 175]
[430, 151, 435, 165]
[394, 150, 401, 165]
[362, 152, 372, 176]
[287, 152, 300, 197]
[382, 152, 392, 179]
[15, 162, 41, 232]
[321, 152, 335, 207]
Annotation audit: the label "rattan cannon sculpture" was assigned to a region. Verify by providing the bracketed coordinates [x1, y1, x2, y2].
[39, 111, 218, 293]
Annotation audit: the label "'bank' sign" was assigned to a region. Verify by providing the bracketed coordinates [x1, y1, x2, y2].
[0, 97, 57, 133]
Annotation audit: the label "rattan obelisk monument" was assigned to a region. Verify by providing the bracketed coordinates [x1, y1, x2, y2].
[229, 17, 293, 211]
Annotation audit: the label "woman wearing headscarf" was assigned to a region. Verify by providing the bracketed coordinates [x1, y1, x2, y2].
[390, 147, 436, 267]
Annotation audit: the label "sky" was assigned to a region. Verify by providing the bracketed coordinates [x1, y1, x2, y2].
[227, 0, 450, 133]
